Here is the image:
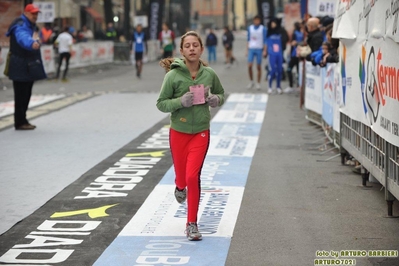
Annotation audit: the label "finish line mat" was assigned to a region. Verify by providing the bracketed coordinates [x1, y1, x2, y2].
[0, 93, 268, 265]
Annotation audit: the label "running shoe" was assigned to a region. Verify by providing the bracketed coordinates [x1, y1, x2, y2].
[247, 81, 254, 89]
[255, 83, 261, 90]
[174, 187, 186, 204]
[267, 88, 273, 94]
[284, 87, 294, 94]
[277, 88, 283, 95]
[185, 223, 202, 241]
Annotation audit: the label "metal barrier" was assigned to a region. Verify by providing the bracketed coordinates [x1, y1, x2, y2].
[304, 66, 399, 216]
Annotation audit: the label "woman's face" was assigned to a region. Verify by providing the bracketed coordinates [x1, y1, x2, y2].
[271, 21, 277, 28]
[180, 35, 203, 63]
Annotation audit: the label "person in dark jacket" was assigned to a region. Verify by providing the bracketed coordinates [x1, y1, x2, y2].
[5, 4, 47, 130]
[222, 26, 235, 67]
[305, 17, 324, 62]
[205, 28, 218, 63]
[285, 21, 304, 93]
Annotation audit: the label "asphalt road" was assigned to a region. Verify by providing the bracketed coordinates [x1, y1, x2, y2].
[1, 32, 399, 266]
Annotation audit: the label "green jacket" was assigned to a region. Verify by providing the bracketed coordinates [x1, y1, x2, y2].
[157, 58, 225, 134]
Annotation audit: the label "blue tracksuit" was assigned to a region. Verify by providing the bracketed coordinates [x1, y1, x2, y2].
[267, 33, 283, 89]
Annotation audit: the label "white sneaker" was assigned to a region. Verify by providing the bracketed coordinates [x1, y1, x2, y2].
[247, 81, 254, 89]
[277, 88, 283, 95]
[284, 87, 294, 94]
[255, 83, 261, 90]
[267, 88, 273, 94]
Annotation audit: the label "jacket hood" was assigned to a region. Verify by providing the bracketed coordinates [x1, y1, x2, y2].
[170, 58, 206, 75]
[6, 14, 32, 37]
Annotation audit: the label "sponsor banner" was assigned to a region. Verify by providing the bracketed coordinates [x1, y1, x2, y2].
[221, 101, 267, 111]
[256, 0, 275, 26]
[305, 61, 323, 115]
[117, 185, 244, 237]
[332, 0, 360, 40]
[0, 94, 65, 118]
[148, 0, 165, 40]
[93, 42, 113, 65]
[93, 236, 231, 266]
[357, 0, 385, 41]
[35, 2, 56, 23]
[340, 37, 399, 146]
[0, 42, 114, 78]
[208, 135, 259, 157]
[225, 93, 268, 103]
[321, 63, 336, 127]
[333, 60, 342, 133]
[386, 0, 399, 43]
[211, 122, 263, 136]
[41, 45, 56, 73]
[0, 46, 8, 79]
[308, 0, 336, 17]
[159, 156, 254, 187]
[212, 110, 265, 123]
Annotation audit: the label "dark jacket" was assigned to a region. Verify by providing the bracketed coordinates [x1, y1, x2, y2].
[6, 14, 46, 82]
[206, 33, 218, 47]
[307, 29, 324, 52]
[222, 31, 234, 48]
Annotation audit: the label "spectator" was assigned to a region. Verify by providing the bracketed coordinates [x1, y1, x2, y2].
[305, 17, 324, 61]
[131, 24, 148, 78]
[205, 28, 218, 63]
[5, 4, 46, 130]
[39, 23, 53, 44]
[222, 26, 235, 68]
[285, 21, 304, 93]
[266, 18, 284, 94]
[105, 22, 117, 41]
[81, 25, 94, 42]
[246, 15, 267, 90]
[54, 27, 73, 82]
[158, 23, 175, 58]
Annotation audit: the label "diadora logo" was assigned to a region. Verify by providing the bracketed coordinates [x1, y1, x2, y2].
[359, 45, 399, 125]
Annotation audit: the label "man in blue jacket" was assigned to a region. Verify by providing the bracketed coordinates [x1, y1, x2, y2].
[5, 4, 46, 130]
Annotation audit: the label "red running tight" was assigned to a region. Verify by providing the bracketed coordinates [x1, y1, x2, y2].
[170, 128, 210, 223]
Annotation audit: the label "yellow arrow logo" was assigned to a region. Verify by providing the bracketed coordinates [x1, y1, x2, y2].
[51, 204, 119, 219]
[125, 150, 168, 157]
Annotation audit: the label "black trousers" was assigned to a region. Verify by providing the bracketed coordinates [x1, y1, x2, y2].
[287, 56, 299, 87]
[13, 81, 34, 128]
[56, 52, 71, 79]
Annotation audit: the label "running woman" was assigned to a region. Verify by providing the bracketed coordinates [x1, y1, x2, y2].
[157, 31, 225, 241]
[246, 15, 267, 90]
[266, 18, 284, 94]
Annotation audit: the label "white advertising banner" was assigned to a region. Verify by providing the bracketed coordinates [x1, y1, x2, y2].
[385, 1, 399, 43]
[0, 42, 114, 79]
[332, 0, 361, 40]
[334, 0, 399, 146]
[333, 60, 342, 133]
[35, 2, 56, 23]
[0, 47, 8, 80]
[40, 45, 55, 74]
[305, 61, 323, 115]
